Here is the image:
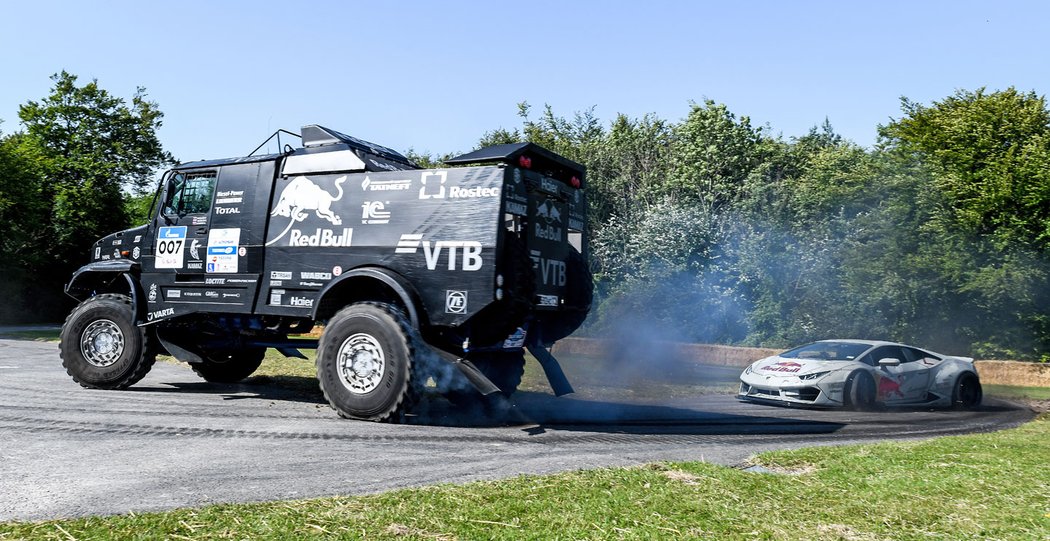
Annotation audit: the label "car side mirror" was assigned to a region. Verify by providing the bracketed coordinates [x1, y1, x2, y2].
[878, 357, 901, 367]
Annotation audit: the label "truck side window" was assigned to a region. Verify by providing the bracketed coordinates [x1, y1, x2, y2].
[163, 171, 216, 218]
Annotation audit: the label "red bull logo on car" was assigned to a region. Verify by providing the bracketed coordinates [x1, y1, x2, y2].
[762, 361, 803, 373]
[877, 373, 904, 399]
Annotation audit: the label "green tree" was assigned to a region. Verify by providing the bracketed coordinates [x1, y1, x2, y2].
[14, 72, 174, 320]
[0, 129, 49, 322]
[880, 88, 1050, 358]
[668, 100, 765, 213]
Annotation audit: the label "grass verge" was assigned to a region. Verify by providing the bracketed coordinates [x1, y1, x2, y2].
[1, 415, 1046, 540]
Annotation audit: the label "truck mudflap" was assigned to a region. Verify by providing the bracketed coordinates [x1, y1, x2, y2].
[525, 337, 575, 397]
[421, 342, 501, 396]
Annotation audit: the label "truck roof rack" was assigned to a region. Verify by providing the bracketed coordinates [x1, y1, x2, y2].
[301, 125, 416, 168]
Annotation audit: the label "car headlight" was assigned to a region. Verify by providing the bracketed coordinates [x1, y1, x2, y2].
[799, 371, 830, 381]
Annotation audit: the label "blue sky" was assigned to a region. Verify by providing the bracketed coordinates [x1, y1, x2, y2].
[2, 1, 1048, 164]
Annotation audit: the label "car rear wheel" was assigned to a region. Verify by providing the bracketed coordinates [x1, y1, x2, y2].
[952, 372, 982, 410]
[316, 302, 416, 422]
[59, 293, 157, 390]
[844, 370, 876, 410]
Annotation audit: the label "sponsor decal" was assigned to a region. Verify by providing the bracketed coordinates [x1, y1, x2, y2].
[299, 281, 324, 287]
[503, 327, 526, 349]
[206, 228, 240, 273]
[267, 175, 347, 246]
[133, 235, 141, 243]
[301, 272, 332, 280]
[205, 291, 219, 298]
[222, 292, 241, 299]
[537, 294, 559, 307]
[530, 250, 566, 286]
[167, 289, 181, 299]
[191, 216, 208, 226]
[189, 240, 201, 260]
[418, 171, 447, 199]
[205, 278, 225, 285]
[132, 246, 140, 259]
[568, 217, 584, 231]
[540, 176, 559, 194]
[445, 290, 467, 314]
[288, 228, 354, 247]
[94, 247, 101, 259]
[112, 239, 122, 246]
[877, 373, 904, 399]
[269, 290, 284, 305]
[215, 190, 244, 205]
[182, 291, 202, 297]
[505, 201, 527, 216]
[187, 262, 203, 270]
[216, 207, 240, 215]
[332, 266, 343, 276]
[155, 226, 187, 269]
[395, 234, 483, 271]
[534, 200, 563, 242]
[512, 169, 522, 185]
[361, 176, 411, 192]
[238, 247, 246, 256]
[147, 307, 175, 322]
[270, 280, 283, 286]
[271, 271, 292, 280]
[147, 283, 158, 302]
[113, 248, 121, 259]
[289, 296, 313, 308]
[361, 201, 391, 224]
[761, 361, 803, 373]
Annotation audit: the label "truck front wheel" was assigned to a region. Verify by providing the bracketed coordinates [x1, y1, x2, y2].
[59, 293, 157, 389]
[191, 347, 266, 383]
[316, 302, 415, 422]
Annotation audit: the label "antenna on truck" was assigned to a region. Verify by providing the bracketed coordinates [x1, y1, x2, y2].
[248, 129, 302, 157]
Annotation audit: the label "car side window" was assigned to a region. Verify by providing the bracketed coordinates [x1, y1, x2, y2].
[163, 171, 216, 218]
[908, 347, 939, 363]
[901, 347, 917, 363]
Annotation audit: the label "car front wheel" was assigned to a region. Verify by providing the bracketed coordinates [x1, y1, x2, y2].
[844, 370, 876, 411]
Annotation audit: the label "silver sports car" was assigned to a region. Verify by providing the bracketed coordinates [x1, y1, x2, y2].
[738, 339, 982, 409]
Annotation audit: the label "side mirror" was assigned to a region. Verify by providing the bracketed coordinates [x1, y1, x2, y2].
[878, 357, 901, 367]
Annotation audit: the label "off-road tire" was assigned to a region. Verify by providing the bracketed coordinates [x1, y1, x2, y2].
[59, 293, 157, 390]
[316, 302, 415, 422]
[191, 347, 266, 383]
[952, 372, 983, 410]
[533, 246, 593, 344]
[844, 370, 877, 411]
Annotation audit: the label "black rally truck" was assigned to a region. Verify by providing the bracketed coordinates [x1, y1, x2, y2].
[60, 125, 592, 421]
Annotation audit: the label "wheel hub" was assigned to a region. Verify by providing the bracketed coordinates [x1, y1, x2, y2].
[80, 319, 125, 367]
[337, 333, 385, 394]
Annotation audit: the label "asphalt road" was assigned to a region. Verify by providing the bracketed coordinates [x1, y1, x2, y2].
[0, 339, 1034, 522]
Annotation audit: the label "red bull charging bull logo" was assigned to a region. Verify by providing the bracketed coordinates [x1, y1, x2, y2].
[877, 373, 903, 399]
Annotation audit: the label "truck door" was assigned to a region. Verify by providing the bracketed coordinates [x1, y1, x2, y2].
[142, 162, 271, 321]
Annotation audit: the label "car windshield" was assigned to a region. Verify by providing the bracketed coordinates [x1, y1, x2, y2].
[779, 342, 871, 361]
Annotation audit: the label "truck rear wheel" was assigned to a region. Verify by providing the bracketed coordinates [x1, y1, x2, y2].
[59, 293, 157, 389]
[316, 302, 415, 422]
[191, 347, 266, 383]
